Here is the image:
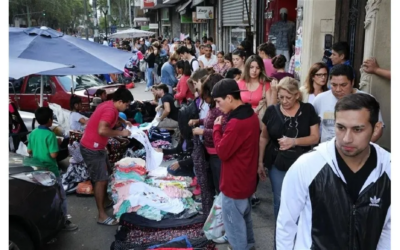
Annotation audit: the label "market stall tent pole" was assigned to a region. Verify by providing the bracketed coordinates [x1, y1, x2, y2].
[40, 75, 44, 107]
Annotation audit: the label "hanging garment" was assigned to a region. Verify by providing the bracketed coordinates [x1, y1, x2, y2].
[128, 126, 164, 171]
[191, 136, 214, 215]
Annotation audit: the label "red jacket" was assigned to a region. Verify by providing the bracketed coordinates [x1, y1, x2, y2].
[174, 75, 195, 104]
[213, 104, 260, 199]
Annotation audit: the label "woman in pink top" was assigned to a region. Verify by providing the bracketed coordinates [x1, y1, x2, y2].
[258, 42, 277, 77]
[237, 55, 278, 206]
[174, 61, 195, 104]
[237, 55, 277, 109]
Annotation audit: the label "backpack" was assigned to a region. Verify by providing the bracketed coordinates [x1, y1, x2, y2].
[156, 54, 169, 76]
[178, 99, 199, 141]
[190, 58, 198, 72]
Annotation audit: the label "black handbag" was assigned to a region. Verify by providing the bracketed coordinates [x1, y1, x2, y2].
[273, 104, 304, 172]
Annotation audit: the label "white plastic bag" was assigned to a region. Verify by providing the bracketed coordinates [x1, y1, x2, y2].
[16, 142, 29, 156]
[139, 59, 147, 72]
[203, 193, 224, 240]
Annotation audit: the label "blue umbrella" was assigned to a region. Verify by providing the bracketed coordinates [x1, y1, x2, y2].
[9, 58, 72, 79]
[10, 27, 134, 106]
[9, 26, 132, 75]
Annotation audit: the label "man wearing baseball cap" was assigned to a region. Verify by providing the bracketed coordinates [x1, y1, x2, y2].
[212, 79, 259, 250]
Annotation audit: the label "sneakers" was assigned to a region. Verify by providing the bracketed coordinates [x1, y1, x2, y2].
[251, 197, 261, 207]
[144, 87, 149, 92]
[213, 234, 228, 244]
[62, 219, 78, 231]
[190, 177, 197, 187]
[193, 184, 201, 196]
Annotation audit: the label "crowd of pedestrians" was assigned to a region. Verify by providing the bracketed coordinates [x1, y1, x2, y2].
[24, 35, 391, 250]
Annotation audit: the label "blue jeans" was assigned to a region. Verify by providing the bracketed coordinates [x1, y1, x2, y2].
[269, 165, 287, 220]
[221, 192, 255, 250]
[146, 67, 154, 88]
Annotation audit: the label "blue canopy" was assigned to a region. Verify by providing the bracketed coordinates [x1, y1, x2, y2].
[9, 27, 132, 75]
[9, 58, 72, 79]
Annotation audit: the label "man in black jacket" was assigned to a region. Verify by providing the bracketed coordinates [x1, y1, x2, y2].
[276, 93, 391, 250]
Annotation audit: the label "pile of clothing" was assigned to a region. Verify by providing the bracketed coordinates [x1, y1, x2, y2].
[62, 141, 90, 194]
[110, 157, 198, 221]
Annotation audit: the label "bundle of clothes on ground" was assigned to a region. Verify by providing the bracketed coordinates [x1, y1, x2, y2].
[109, 156, 217, 249]
[109, 157, 198, 221]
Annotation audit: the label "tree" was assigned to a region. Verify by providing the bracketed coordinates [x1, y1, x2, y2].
[9, 0, 91, 32]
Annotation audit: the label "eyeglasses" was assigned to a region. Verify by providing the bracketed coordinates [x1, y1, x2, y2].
[314, 73, 328, 78]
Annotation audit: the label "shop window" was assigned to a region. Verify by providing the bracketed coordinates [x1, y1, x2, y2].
[230, 27, 246, 52]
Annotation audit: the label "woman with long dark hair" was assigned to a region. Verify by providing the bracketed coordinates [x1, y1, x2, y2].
[144, 45, 156, 92]
[212, 51, 229, 76]
[271, 55, 294, 81]
[232, 49, 246, 73]
[174, 61, 195, 104]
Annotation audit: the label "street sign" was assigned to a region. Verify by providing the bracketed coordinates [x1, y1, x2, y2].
[149, 23, 159, 29]
[111, 25, 117, 34]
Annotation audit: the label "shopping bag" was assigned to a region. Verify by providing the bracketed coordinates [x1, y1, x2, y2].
[203, 193, 224, 240]
[16, 142, 29, 156]
[76, 180, 94, 196]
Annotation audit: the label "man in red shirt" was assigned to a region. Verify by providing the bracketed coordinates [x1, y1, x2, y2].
[212, 79, 259, 250]
[80, 87, 133, 226]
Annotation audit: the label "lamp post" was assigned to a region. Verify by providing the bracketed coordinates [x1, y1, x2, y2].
[101, 6, 109, 40]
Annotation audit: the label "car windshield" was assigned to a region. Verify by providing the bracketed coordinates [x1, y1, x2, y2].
[57, 75, 105, 91]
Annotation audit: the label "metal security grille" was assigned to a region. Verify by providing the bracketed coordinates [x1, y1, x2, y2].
[222, 0, 248, 26]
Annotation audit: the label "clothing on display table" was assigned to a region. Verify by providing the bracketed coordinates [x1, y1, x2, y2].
[128, 126, 164, 171]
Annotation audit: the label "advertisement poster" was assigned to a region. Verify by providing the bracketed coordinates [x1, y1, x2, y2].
[143, 0, 155, 8]
[294, 27, 302, 79]
[196, 6, 214, 19]
[192, 12, 207, 23]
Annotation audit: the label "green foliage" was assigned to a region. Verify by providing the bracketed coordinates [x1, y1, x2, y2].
[9, 0, 91, 31]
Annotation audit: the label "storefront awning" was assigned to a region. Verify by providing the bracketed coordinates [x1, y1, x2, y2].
[176, 0, 192, 13]
[163, 0, 181, 4]
[191, 0, 204, 8]
[134, 17, 150, 22]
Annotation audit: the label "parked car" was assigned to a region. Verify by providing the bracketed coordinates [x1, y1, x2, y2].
[9, 74, 123, 112]
[9, 152, 65, 250]
[10, 102, 68, 163]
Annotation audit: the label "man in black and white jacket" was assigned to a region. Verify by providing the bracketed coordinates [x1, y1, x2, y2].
[277, 93, 390, 250]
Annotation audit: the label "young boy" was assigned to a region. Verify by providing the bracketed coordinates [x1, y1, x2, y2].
[212, 79, 259, 250]
[27, 107, 78, 231]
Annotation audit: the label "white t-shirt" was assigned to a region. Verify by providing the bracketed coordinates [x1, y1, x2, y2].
[70, 112, 85, 131]
[211, 44, 217, 53]
[308, 94, 316, 105]
[198, 100, 210, 141]
[198, 55, 217, 68]
[313, 89, 384, 143]
[189, 57, 200, 72]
